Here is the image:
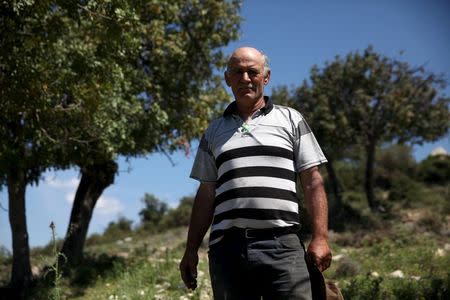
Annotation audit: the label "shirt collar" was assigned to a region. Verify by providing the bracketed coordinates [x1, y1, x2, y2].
[223, 96, 273, 117]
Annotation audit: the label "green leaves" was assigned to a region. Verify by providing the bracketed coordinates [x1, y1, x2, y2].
[1, 0, 241, 176]
[272, 46, 449, 209]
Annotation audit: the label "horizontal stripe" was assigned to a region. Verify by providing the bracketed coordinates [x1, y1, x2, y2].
[209, 220, 299, 241]
[212, 208, 299, 225]
[217, 167, 296, 188]
[215, 177, 296, 197]
[215, 187, 298, 208]
[213, 132, 293, 157]
[214, 197, 298, 215]
[218, 156, 295, 178]
[216, 146, 293, 169]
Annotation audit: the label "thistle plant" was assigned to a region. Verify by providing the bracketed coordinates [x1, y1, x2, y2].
[47, 222, 66, 300]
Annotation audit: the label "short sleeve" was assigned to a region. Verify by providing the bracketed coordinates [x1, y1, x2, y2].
[293, 116, 327, 172]
[190, 133, 218, 182]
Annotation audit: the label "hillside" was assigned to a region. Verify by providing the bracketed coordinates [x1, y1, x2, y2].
[1, 202, 449, 299]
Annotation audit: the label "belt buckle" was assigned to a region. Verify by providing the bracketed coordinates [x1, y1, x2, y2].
[244, 228, 258, 239]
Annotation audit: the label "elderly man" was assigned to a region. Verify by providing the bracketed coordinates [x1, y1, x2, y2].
[179, 47, 331, 300]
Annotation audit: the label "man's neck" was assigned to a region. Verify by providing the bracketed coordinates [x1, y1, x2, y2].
[236, 96, 266, 122]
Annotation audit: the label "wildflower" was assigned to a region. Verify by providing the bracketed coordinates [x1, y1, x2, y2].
[435, 248, 445, 257]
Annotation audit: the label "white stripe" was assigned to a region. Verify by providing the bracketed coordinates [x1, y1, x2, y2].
[209, 236, 224, 246]
[211, 218, 298, 231]
[218, 156, 295, 178]
[215, 177, 296, 196]
[214, 197, 298, 215]
[214, 137, 292, 157]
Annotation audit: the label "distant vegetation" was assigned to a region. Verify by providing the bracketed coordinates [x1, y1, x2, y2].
[1, 144, 448, 299]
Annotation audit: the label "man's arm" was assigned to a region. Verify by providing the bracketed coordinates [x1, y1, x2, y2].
[179, 182, 216, 289]
[299, 166, 332, 272]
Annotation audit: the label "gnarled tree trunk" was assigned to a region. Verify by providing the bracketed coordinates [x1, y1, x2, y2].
[60, 160, 117, 267]
[365, 140, 380, 211]
[323, 153, 343, 208]
[7, 167, 32, 295]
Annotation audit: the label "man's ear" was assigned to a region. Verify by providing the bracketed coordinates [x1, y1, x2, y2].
[224, 71, 231, 87]
[264, 70, 271, 85]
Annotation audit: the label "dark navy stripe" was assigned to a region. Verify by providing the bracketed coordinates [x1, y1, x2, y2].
[212, 208, 299, 225]
[217, 167, 296, 188]
[214, 187, 298, 208]
[215, 146, 293, 169]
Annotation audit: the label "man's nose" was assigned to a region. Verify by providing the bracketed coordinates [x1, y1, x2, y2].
[240, 72, 251, 82]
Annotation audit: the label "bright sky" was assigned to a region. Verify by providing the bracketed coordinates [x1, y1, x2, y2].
[1, 0, 449, 251]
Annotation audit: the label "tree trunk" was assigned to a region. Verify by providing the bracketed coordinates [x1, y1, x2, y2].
[7, 167, 32, 294]
[365, 141, 379, 211]
[60, 160, 117, 267]
[323, 153, 344, 208]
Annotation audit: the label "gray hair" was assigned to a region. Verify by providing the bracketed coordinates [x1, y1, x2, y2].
[262, 52, 270, 77]
[226, 48, 271, 78]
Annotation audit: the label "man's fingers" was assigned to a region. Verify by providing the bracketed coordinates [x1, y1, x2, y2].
[180, 259, 198, 290]
[317, 252, 332, 272]
[308, 250, 332, 272]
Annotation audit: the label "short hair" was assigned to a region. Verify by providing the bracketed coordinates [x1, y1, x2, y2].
[262, 52, 270, 77]
[226, 48, 271, 78]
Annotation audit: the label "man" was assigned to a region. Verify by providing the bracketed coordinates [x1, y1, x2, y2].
[179, 47, 331, 300]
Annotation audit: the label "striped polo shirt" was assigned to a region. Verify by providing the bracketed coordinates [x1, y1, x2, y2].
[190, 96, 327, 245]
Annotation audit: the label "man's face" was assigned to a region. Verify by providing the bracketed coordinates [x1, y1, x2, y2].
[225, 48, 270, 104]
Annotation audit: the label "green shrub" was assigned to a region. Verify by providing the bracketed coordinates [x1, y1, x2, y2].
[102, 217, 133, 241]
[342, 275, 383, 300]
[139, 193, 168, 228]
[388, 173, 425, 204]
[0, 246, 11, 265]
[417, 210, 443, 234]
[417, 155, 450, 185]
[334, 256, 361, 277]
[159, 196, 194, 229]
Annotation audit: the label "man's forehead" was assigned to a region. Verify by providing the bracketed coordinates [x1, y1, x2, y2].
[228, 51, 264, 68]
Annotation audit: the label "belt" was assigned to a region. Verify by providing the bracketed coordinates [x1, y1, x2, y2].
[223, 225, 299, 240]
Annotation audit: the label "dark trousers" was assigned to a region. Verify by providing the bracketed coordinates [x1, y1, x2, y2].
[208, 232, 312, 300]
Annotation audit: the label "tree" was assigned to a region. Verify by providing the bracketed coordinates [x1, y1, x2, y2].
[160, 196, 194, 228]
[139, 193, 168, 228]
[273, 46, 450, 211]
[1, 0, 240, 290]
[59, 0, 241, 267]
[271, 84, 351, 209]
[375, 143, 417, 189]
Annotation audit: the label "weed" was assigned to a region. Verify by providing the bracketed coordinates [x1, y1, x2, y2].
[40, 222, 66, 300]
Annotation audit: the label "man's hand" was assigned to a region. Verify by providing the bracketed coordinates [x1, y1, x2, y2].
[179, 183, 215, 290]
[307, 237, 332, 272]
[179, 250, 199, 290]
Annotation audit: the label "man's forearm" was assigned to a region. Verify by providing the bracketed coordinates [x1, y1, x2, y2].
[300, 166, 332, 271]
[185, 182, 215, 252]
[300, 167, 328, 239]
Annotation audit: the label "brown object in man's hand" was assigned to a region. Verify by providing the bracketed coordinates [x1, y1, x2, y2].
[305, 253, 344, 300]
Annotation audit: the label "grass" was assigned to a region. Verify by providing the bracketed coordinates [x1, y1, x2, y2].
[1, 200, 449, 299]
